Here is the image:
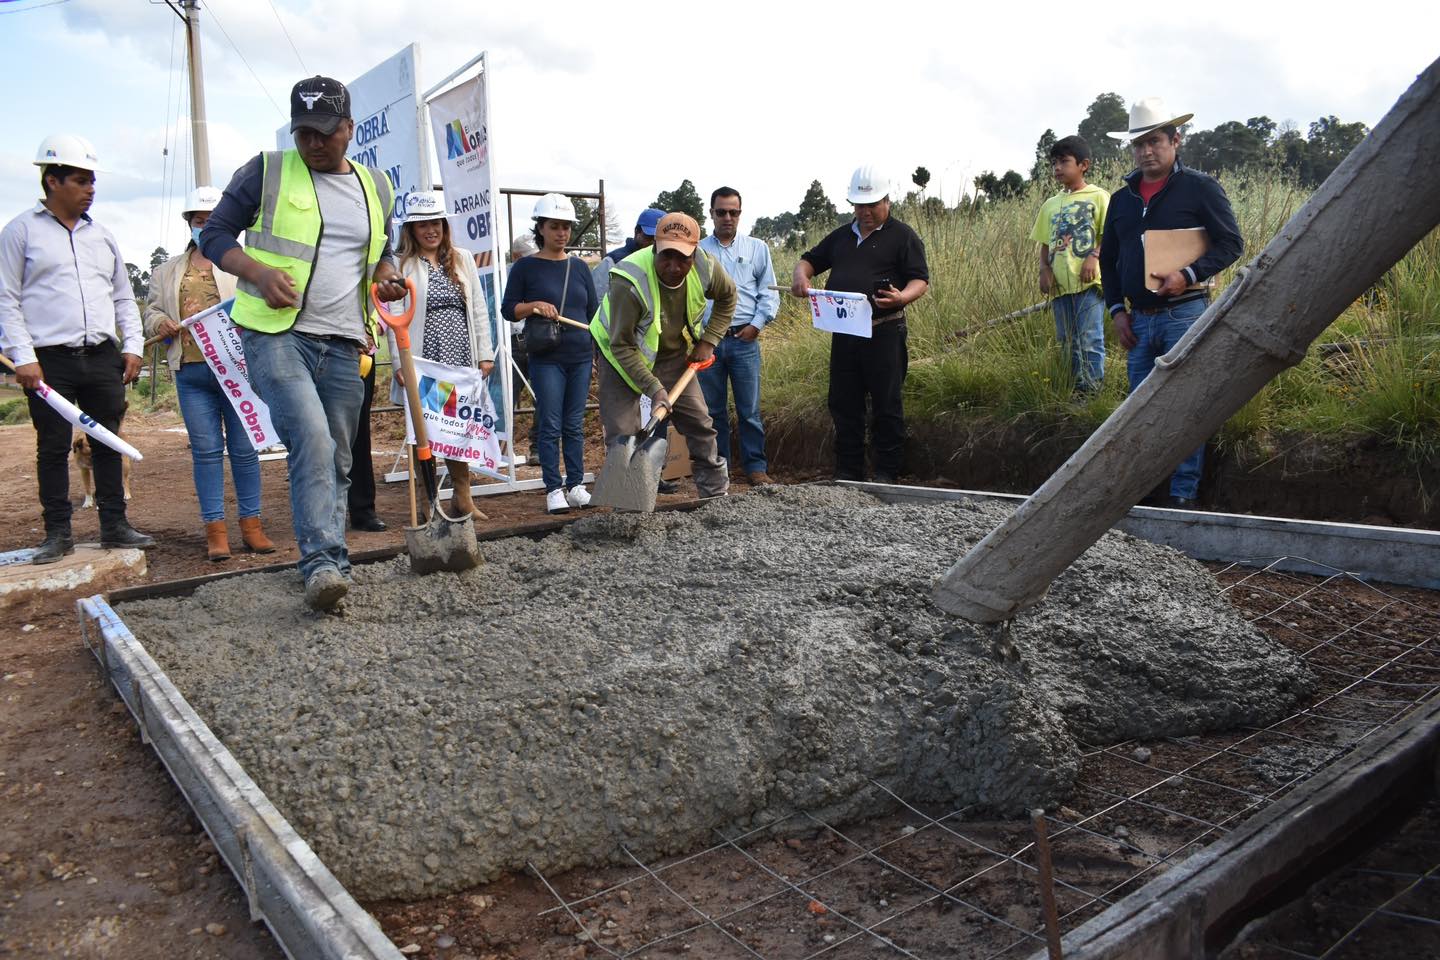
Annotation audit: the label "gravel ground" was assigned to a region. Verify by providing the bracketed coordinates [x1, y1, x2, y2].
[116, 485, 1315, 900]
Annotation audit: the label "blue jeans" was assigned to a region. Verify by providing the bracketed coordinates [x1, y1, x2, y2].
[698, 331, 766, 472]
[1053, 288, 1106, 391]
[530, 357, 589, 492]
[1127, 298, 1207, 499]
[175, 362, 262, 523]
[241, 329, 362, 580]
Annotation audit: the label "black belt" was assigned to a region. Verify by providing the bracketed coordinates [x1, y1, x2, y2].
[36, 341, 113, 356]
[724, 325, 751, 338]
[1132, 293, 1207, 315]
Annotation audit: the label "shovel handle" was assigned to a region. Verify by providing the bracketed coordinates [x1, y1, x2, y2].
[371, 278, 418, 349]
[642, 355, 716, 431]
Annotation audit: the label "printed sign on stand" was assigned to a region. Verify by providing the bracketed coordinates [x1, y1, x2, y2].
[182, 300, 279, 452]
[402, 356, 503, 470]
[807, 288, 872, 338]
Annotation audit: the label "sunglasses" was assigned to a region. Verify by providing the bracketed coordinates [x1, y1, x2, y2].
[712, 209, 742, 217]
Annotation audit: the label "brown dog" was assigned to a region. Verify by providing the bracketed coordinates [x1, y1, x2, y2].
[75, 402, 132, 508]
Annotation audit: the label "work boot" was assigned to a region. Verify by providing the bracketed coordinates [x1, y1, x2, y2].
[100, 519, 156, 550]
[565, 484, 592, 509]
[32, 528, 74, 565]
[446, 460, 488, 522]
[304, 568, 348, 612]
[349, 511, 387, 532]
[204, 520, 231, 562]
[746, 471, 775, 486]
[657, 478, 680, 495]
[238, 516, 276, 553]
[545, 489, 570, 515]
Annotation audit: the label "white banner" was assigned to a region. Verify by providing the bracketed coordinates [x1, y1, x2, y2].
[276, 44, 429, 220]
[28, 379, 142, 461]
[427, 69, 495, 261]
[403, 356, 502, 470]
[182, 300, 279, 451]
[808, 288, 872, 338]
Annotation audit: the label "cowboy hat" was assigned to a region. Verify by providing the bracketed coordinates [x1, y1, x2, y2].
[1108, 97, 1194, 142]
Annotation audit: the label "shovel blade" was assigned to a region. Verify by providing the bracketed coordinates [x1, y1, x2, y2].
[592, 433, 668, 512]
[405, 514, 481, 574]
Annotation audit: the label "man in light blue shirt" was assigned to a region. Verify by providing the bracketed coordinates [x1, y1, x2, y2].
[697, 187, 779, 485]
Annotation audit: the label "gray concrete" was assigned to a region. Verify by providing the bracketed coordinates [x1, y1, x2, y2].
[114, 486, 1312, 900]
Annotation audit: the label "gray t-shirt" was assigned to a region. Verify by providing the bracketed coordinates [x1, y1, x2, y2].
[293, 168, 370, 342]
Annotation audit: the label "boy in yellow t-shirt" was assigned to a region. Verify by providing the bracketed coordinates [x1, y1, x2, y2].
[1031, 135, 1109, 392]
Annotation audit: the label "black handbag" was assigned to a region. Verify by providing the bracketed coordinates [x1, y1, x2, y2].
[522, 257, 572, 356]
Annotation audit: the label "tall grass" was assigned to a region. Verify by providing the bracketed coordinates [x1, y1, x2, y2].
[760, 165, 1439, 463]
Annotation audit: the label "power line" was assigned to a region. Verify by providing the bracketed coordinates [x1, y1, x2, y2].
[264, 0, 307, 74]
[0, 0, 75, 15]
[204, 0, 285, 118]
[157, 10, 180, 249]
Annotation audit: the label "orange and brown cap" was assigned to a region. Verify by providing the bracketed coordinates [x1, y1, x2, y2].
[654, 212, 701, 256]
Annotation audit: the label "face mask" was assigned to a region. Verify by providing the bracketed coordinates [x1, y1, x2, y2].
[191, 226, 203, 247]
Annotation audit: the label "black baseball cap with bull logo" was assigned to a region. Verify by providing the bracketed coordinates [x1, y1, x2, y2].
[290, 76, 351, 135]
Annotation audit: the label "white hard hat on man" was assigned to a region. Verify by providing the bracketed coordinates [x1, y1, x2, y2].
[847, 164, 891, 204]
[33, 134, 102, 171]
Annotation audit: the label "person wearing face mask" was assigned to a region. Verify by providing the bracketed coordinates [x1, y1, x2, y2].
[386, 190, 496, 523]
[144, 186, 275, 561]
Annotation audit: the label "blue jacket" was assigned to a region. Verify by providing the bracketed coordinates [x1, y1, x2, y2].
[1100, 160, 1243, 315]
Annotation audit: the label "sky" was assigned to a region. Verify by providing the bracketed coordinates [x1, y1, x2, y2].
[1, 0, 1436, 267]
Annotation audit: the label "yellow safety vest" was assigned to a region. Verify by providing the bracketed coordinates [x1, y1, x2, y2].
[591, 246, 711, 393]
[231, 150, 393, 336]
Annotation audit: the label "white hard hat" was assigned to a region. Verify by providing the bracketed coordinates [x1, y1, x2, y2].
[532, 192, 577, 223]
[847, 164, 890, 204]
[34, 134, 102, 171]
[182, 186, 222, 217]
[404, 190, 447, 223]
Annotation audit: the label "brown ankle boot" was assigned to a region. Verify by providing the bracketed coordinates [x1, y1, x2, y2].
[205, 520, 231, 561]
[446, 460, 488, 522]
[238, 516, 276, 554]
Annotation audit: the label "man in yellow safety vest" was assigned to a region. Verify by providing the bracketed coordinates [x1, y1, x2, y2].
[201, 75, 406, 611]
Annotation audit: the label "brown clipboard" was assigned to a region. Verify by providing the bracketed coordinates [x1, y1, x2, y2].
[1143, 228, 1208, 291]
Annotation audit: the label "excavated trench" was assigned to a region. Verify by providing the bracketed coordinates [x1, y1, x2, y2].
[116, 486, 1315, 901]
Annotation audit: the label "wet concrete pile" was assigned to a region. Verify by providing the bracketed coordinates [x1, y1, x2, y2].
[118, 486, 1314, 899]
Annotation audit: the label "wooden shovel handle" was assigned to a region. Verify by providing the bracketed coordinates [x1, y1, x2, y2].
[643, 355, 716, 430]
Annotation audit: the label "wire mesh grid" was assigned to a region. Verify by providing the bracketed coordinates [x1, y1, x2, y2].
[525, 558, 1440, 959]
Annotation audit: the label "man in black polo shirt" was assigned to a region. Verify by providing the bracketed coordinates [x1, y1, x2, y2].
[791, 165, 929, 483]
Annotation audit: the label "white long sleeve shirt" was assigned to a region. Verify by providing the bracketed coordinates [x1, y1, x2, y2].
[0, 203, 142, 367]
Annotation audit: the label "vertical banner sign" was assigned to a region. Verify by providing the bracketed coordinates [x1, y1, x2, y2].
[402, 356, 503, 470]
[276, 44, 429, 223]
[182, 300, 280, 452]
[426, 63, 507, 434]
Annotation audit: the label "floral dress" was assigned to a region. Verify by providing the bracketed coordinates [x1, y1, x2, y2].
[420, 261, 472, 368]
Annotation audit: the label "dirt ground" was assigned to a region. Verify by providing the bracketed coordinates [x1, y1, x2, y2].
[1, 403, 1436, 959]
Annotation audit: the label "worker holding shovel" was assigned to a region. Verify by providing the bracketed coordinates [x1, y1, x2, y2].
[591, 212, 737, 500]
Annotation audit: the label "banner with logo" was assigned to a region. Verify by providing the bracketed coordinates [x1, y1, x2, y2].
[276, 44, 429, 221]
[425, 59, 507, 434]
[403, 356, 502, 470]
[806, 287, 872, 338]
[182, 300, 280, 451]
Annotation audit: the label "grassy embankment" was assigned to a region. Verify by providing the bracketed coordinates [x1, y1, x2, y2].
[759, 166, 1440, 466]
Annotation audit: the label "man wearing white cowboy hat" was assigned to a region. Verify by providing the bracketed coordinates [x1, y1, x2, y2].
[1099, 97, 1243, 509]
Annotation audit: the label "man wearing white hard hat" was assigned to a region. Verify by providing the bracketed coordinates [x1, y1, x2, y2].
[0, 135, 156, 563]
[1099, 97, 1243, 508]
[791, 165, 929, 484]
[144, 186, 275, 562]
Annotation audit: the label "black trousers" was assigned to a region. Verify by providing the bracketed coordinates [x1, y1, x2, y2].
[27, 342, 129, 531]
[347, 360, 377, 516]
[827, 321, 908, 478]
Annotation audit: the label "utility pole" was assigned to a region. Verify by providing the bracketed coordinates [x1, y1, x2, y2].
[182, 0, 211, 186]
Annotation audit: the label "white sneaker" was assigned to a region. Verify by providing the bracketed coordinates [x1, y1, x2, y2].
[565, 485, 592, 509]
[546, 489, 570, 514]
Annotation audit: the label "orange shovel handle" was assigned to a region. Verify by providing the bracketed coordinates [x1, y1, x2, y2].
[370, 278, 418, 349]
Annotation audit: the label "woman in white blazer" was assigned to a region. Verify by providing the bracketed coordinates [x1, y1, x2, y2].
[142, 188, 275, 561]
[387, 190, 496, 522]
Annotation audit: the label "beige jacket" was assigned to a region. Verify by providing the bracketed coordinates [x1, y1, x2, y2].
[141, 249, 238, 372]
[386, 253, 495, 407]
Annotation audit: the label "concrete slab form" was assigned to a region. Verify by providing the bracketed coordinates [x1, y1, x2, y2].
[76, 486, 1440, 959]
[76, 595, 404, 960]
[845, 481, 1440, 591]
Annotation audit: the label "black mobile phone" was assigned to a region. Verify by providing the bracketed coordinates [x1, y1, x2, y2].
[873, 277, 894, 294]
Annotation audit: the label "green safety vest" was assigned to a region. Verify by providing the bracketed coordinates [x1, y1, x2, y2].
[591, 246, 711, 393]
[231, 150, 394, 336]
